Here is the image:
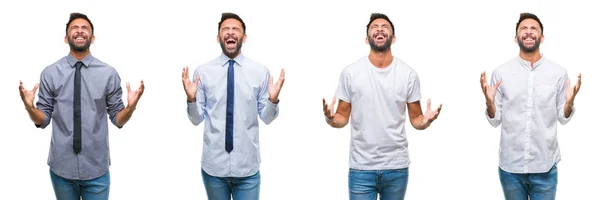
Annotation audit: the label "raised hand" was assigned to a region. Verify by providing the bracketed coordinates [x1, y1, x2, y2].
[268, 69, 286, 103]
[322, 96, 336, 122]
[182, 66, 199, 102]
[480, 71, 502, 103]
[126, 80, 145, 108]
[422, 99, 442, 126]
[19, 80, 39, 110]
[565, 73, 582, 104]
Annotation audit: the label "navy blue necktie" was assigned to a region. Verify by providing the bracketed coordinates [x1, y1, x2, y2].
[73, 61, 83, 154]
[225, 60, 235, 153]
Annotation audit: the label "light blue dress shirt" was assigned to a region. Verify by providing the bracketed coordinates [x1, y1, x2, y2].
[187, 53, 279, 177]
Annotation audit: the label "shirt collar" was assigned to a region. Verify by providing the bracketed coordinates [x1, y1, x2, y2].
[219, 53, 244, 67]
[517, 54, 546, 70]
[66, 53, 94, 68]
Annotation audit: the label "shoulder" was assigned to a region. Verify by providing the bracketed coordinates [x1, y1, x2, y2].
[542, 57, 567, 74]
[393, 57, 417, 75]
[492, 57, 519, 76]
[240, 56, 270, 75]
[41, 56, 68, 76]
[90, 57, 119, 75]
[341, 56, 367, 76]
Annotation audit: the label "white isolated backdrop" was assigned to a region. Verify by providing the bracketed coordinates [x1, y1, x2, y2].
[0, 0, 597, 199]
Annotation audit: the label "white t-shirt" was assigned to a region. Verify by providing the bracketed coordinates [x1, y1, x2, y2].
[336, 56, 421, 170]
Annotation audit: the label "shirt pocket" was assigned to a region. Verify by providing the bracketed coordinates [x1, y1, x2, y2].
[534, 85, 556, 109]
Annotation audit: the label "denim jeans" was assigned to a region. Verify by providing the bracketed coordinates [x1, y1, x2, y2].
[499, 165, 558, 200]
[201, 169, 260, 200]
[49, 169, 110, 200]
[348, 168, 409, 200]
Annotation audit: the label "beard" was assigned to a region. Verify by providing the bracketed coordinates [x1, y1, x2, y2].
[68, 34, 92, 52]
[517, 36, 541, 53]
[368, 35, 392, 53]
[219, 36, 243, 58]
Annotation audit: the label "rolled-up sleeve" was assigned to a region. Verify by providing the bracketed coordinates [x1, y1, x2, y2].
[557, 72, 575, 125]
[106, 69, 125, 128]
[36, 70, 54, 128]
[257, 70, 279, 125]
[485, 70, 503, 128]
[187, 70, 206, 125]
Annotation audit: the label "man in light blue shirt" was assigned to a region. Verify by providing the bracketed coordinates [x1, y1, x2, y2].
[182, 12, 285, 200]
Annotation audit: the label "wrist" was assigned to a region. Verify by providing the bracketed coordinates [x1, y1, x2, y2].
[187, 97, 196, 103]
[269, 97, 279, 104]
[25, 105, 35, 111]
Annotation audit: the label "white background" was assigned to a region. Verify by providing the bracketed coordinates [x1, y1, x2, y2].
[1, 0, 597, 199]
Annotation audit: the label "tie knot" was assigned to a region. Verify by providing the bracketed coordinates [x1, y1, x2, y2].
[75, 61, 84, 70]
[228, 59, 235, 66]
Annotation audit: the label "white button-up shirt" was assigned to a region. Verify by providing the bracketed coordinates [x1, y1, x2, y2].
[486, 55, 575, 173]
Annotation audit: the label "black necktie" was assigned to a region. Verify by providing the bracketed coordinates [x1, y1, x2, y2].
[225, 60, 235, 153]
[73, 61, 83, 154]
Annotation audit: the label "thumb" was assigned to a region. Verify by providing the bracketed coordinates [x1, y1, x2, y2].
[32, 83, 40, 93]
[427, 98, 432, 110]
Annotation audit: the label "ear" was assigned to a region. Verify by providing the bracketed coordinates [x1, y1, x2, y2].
[64, 35, 68, 44]
[540, 35, 545, 44]
[392, 35, 396, 44]
[91, 35, 95, 44]
[514, 35, 517, 44]
[242, 34, 247, 43]
[365, 37, 369, 44]
[216, 35, 220, 43]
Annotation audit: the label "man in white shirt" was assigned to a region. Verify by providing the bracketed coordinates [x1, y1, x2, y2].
[480, 12, 581, 200]
[323, 13, 442, 200]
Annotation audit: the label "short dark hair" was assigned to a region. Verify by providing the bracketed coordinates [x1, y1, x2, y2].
[218, 12, 246, 33]
[366, 13, 395, 36]
[65, 12, 94, 35]
[516, 12, 543, 35]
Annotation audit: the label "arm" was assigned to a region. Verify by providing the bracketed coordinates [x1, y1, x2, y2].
[324, 99, 351, 128]
[407, 99, 441, 130]
[186, 70, 206, 126]
[106, 72, 126, 128]
[481, 71, 503, 127]
[116, 80, 145, 127]
[558, 73, 580, 124]
[258, 70, 280, 125]
[20, 71, 54, 128]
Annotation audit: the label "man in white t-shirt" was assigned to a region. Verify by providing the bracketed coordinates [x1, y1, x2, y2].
[322, 13, 442, 200]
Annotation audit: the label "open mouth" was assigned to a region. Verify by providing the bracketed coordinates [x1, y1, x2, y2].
[522, 35, 536, 44]
[374, 33, 387, 42]
[225, 38, 237, 48]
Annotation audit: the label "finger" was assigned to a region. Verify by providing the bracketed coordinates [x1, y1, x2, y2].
[437, 104, 443, 112]
[269, 76, 274, 86]
[566, 79, 571, 89]
[494, 79, 502, 89]
[576, 73, 582, 90]
[184, 66, 190, 79]
[194, 74, 200, 84]
[322, 98, 328, 111]
[331, 96, 337, 109]
[278, 69, 286, 86]
[19, 80, 24, 90]
[427, 99, 432, 110]
[139, 80, 145, 91]
[126, 82, 131, 93]
[32, 83, 39, 93]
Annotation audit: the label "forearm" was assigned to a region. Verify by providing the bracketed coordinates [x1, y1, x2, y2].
[116, 106, 136, 128]
[26, 107, 45, 126]
[328, 113, 349, 128]
[564, 101, 574, 118]
[486, 100, 496, 118]
[410, 114, 429, 130]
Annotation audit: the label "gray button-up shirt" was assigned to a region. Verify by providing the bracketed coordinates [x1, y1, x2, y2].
[37, 53, 124, 180]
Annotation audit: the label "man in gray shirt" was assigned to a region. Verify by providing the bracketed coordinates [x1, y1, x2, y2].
[18, 13, 144, 200]
[323, 13, 442, 200]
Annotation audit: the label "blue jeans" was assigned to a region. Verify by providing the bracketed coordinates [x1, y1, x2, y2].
[50, 169, 110, 200]
[201, 169, 260, 200]
[348, 168, 409, 200]
[499, 165, 558, 200]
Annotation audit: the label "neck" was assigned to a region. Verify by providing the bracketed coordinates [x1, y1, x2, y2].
[368, 49, 393, 68]
[70, 49, 90, 61]
[519, 50, 542, 68]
